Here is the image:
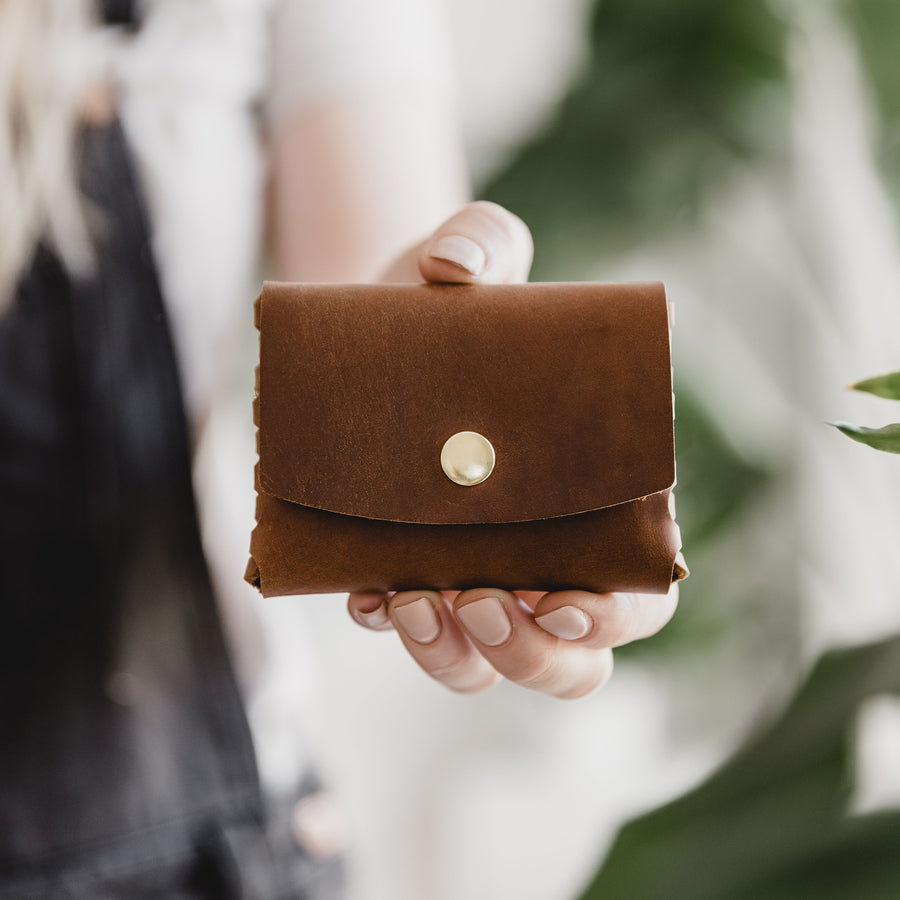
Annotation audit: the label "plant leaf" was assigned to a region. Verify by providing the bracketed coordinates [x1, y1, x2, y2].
[849, 371, 900, 400]
[577, 635, 900, 900]
[830, 421, 900, 453]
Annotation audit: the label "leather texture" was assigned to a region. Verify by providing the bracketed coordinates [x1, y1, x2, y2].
[246, 281, 686, 596]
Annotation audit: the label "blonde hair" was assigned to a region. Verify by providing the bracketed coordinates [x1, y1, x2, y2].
[0, 0, 94, 309]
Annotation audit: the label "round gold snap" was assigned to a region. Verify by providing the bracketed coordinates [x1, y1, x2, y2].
[440, 431, 495, 486]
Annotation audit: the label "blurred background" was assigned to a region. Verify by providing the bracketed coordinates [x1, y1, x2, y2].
[4, 0, 900, 897]
[276, 1, 900, 898]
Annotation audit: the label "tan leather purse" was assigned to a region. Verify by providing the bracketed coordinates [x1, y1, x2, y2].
[245, 281, 687, 597]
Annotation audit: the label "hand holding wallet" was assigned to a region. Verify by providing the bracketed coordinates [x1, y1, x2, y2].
[246, 280, 687, 597]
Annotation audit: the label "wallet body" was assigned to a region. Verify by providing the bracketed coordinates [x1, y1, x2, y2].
[246, 281, 686, 596]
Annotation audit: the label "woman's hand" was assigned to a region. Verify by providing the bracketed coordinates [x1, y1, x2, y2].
[346, 201, 679, 698]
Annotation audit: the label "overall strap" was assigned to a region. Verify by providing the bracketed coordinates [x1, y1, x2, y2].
[99, 0, 138, 28]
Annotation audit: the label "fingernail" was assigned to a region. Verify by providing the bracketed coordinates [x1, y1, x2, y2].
[456, 596, 511, 646]
[354, 603, 390, 629]
[429, 235, 486, 276]
[535, 606, 592, 641]
[393, 597, 441, 644]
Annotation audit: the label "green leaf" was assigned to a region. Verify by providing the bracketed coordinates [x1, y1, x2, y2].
[850, 371, 900, 401]
[830, 422, 900, 453]
[578, 635, 900, 900]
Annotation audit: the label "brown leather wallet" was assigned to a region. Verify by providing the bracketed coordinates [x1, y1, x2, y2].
[245, 281, 687, 597]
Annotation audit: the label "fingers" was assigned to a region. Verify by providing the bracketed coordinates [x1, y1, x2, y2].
[350, 583, 678, 699]
[451, 589, 614, 700]
[532, 585, 679, 649]
[418, 200, 533, 284]
[387, 591, 500, 694]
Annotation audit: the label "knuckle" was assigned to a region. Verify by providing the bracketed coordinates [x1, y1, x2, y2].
[513, 647, 558, 689]
[431, 651, 498, 694]
[554, 683, 596, 700]
[592, 598, 635, 648]
[429, 648, 480, 681]
[468, 199, 506, 218]
[448, 669, 501, 695]
[468, 200, 520, 239]
[554, 653, 615, 700]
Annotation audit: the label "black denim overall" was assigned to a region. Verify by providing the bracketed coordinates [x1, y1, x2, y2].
[0, 5, 343, 896]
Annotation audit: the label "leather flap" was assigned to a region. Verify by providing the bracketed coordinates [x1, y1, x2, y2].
[256, 281, 675, 525]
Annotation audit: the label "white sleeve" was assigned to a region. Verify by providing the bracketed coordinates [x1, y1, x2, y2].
[265, 0, 458, 126]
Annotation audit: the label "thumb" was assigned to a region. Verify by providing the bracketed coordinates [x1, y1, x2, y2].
[379, 201, 533, 284]
[419, 200, 533, 284]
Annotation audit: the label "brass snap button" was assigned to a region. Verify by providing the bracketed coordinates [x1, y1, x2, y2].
[440, 431, 495, 486]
